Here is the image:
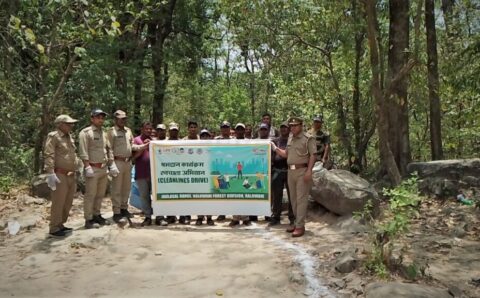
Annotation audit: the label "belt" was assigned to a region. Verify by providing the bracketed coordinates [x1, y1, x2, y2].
[288, 163, 308, 170]
[54, 168, 75, 176]
[89, 163, 105, 168]
[114, 156, 131, 162]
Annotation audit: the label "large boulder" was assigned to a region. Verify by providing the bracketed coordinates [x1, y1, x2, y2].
[365, 282, 451, 298]
[407, 158, 480, 198]
[31, 174, 51, 199]
[311, 169, 379, 216]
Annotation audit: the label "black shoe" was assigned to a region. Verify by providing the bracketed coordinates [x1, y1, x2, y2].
[184, 216, 191, 225]
[268, 218, 281, 226]
[216, 215, 226, 221]
[229, 220, 240, 227]
[264, 216, 271, 222]
[195, 218, 203, 226]
[61, 226, 73, 232]
[249, 216, 258, 222]
[93, 215, 110, 226]
[49, 230, 67, 237]
[121, 209, 134, 218]
[243, 220, 252, 226]
[113, 213, 123, 223]
[179, 216, 186, 224]
[207, 218, 215, 226]
[141, 217, 152, 226]
[166, 216, 177, 224]
[155, 217, 168, 226]
[85, 220, 100, 229]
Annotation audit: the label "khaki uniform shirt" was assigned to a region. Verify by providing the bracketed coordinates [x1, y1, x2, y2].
[106, 125, 140, 160]
[79, 125, 112, 164]
[183, 135, 200, 140]
[286, 132, 316, 165]
[44, 129, 78, 173]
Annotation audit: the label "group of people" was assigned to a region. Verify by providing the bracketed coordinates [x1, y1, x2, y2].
[44, 109, 330, 238]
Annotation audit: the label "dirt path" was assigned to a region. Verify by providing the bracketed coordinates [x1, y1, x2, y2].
[0, 201, 335, 298]
[2, 192, 480, 297]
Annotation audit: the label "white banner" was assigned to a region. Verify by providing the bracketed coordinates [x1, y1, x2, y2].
[149, 139, 271, 215]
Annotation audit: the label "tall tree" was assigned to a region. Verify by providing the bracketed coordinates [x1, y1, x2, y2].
[364, 0, 401, 185]
[425, 0, 443, 160]
[149, 0, 176, 125]
[387, 0, 411, 175]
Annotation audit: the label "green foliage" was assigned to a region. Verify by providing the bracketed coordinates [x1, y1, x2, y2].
[365, 247, 389, 279]
[0, 1, 479, 177]
[0, 145, 34, 192]
[0, 176, 15, 194]
[353, 199, 374, 222]
[364, 173, 424, 278]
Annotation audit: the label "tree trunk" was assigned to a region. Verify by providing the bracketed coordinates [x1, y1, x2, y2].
[364, 0, 402, 186]
[387, 0, 410, 175]
[425, 0, 443, 160]
[352, 0, 365, 171]
[149, 0, 176, 125]
[132, 27, 146, 133]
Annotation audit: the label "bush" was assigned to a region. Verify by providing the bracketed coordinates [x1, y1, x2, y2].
[0, 145, 34, 192]
[362, 173, 423, 278]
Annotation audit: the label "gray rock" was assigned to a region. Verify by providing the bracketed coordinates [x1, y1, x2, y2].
[330, 278, 346, 289]
[462, 176, 480, 186]
[31, 174, 51, 199]
[452, 227, 466, 238]
[311, 169, 380, 216]
[335, 254, 358, 273]
[365, 282, 451, 298]
[407, 158, 480, 177]
[408, 159, 480, 198]
[448, 285, 463, 297]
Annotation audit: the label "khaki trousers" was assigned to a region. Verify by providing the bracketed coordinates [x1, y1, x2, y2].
[50, 173, 76, 233]
[110, 160, 132, 214]
[84, 167, 108, 220]
[287, 168, 312, 228]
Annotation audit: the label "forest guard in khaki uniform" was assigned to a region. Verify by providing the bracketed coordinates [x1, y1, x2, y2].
[44, 115, 79, 237]
[308, 114, 331, 168]
[271, 116, 316, 237]
[107, 110, 146, 223]
[79, 108, 113, 229]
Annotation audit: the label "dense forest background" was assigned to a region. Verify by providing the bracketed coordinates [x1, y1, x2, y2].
[0, 0, 479, 188]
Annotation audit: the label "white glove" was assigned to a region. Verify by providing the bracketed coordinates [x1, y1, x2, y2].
[270, 141, 278, 151]
[84, 166, 95, 178]
[47, 173, 61, 191]
[109, 162, 119, 177]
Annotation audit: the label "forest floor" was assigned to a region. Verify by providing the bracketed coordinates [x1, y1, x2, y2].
[0, 188, 479, 297]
